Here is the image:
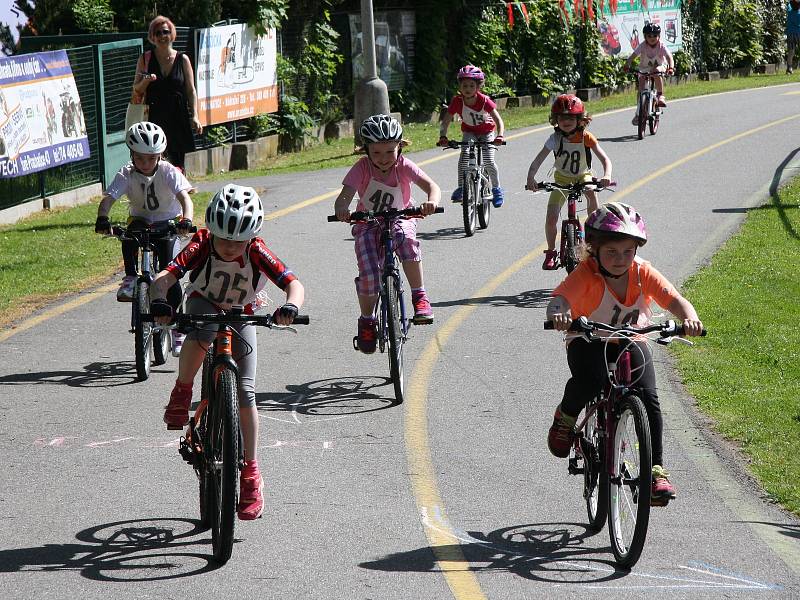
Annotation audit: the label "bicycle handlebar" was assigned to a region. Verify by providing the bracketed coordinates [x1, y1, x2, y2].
[327, 206, 444, 222]
[527, 178, 617, 193]
[544, 316, 706, 338]
[142, 312, 309, 326]
[442, 140, 507, 149]
[111, 221, 197, 240]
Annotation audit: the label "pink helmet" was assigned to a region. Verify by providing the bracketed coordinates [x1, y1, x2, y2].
[585, 202, 647, 246]
[457, 65, 485, 82]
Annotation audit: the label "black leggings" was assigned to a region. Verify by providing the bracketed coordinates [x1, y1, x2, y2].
[561, 337, 664, 467]
[122, 220, 181, 309]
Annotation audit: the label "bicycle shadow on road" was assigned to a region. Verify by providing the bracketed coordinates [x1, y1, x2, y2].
[255, 375, 399, 417]
[596, 133, 641, 144]
[433, 288, 553, 310]
[359, 521, 628, 583]
[0, 518, 221, 581]
[0, 361, 139, 388]
[416, 227, 473, 241]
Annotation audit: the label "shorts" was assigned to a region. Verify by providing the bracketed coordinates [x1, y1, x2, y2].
[353, 218, 421, 296]
[788, 33, 800, 51]
[548, 171, 594, 208]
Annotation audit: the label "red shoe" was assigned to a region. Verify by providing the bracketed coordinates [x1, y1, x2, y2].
[355, 316, 377, 353]
[164, 381, 192, 430]
[547, 406, 576, 458]
[657, 95, 667, 107]
[651, 465, 677, 505]
[412, 290, 434, 324]
[542, 250, 558, 270]
[238, 461, 264, 520]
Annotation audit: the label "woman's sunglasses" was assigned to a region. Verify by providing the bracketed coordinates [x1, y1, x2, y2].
[156, 29, 171, 36]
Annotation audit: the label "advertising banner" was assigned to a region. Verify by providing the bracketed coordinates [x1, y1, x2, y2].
[195, 23, 279, 127]
[349, 11, 416, 91]
[597, 0, 682, 58]
[0, 50, 90, 179]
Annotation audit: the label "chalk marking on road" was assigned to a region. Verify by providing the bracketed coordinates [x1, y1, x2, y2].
[85, 437, 137, 448]
[406, 115, 800, 599]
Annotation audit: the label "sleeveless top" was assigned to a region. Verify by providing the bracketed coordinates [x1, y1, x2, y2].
[144, 51, 195, 155]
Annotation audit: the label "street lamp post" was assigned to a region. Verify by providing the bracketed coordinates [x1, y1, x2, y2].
[353, 0, 390, 145]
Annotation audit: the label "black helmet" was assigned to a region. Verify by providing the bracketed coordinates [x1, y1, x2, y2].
[643, 22, 661, 36]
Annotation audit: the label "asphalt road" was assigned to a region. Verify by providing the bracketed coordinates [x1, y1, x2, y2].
[1, 82, 799, 599]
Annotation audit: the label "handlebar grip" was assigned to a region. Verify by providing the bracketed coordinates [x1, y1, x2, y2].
[543, 321, 555, 330]
[675, 326, 707, 337]
[434, 206, 445, 214]
[327, 215, 339, 222]
[293, 315, 310, 325]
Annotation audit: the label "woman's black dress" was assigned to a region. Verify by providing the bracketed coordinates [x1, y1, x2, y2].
[145, 51, 195, 170]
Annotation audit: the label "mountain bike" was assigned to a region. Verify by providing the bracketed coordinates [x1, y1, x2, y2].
[444, 139, 505, 237]
[634, 69, 671, 140]
[156, 308, 309, 564]
[529, 178, 615, 273]
[328, 206, 443, 404]
[545, 317, 706, 568]
[112, 221, 194, 381]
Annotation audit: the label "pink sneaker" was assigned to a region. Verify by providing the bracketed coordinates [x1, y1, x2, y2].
[651, 465, 677, 505]
[164, 380, 192, 430]
[657, 94, 667, 107]
[542, 250, 558, 270]
[238, 461, 264, 520]
[412, 290, 434, 324]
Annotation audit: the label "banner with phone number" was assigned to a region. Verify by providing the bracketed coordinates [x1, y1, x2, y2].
[0, 50, 90, 179]
[597, 0, 682, 58]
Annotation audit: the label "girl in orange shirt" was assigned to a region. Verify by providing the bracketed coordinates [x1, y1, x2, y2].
[546, 202, 703, 503]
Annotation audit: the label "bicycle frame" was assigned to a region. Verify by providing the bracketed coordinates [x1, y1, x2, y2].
[445, 139, 503, 236]
[377, 217, 410, 348]
[636, 72, 662, 139]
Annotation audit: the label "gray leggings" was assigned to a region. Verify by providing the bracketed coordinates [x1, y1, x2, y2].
[458, 131, 500, 189]
[185, 296, 257, 408]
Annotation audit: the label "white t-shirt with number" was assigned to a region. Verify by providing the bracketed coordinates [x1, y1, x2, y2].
[105, 161, 191, 222]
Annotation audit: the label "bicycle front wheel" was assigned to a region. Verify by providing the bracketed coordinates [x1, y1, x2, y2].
[477, 178, 491, 229]
[209, 367, 240, 564]
[462, 175, 477, 237]
[198, 349, 214, 529]
[385, 274, 405, 404]
[637, 94, 648, 140]
[133, 279, 152, 381]
[607, 393, 652, 568]
[563, 223, 580, 273]
[582, 405, 608, 531]
[649, 106, 660, 135]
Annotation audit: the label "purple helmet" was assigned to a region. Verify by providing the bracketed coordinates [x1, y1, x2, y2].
[585, 202, 647, 246]
[457, 65, 485, 82]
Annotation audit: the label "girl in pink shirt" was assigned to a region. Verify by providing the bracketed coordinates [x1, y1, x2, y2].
[624, 22, 675, 124]
[334, 115, 441, 353]
[438, 65, 506, 208]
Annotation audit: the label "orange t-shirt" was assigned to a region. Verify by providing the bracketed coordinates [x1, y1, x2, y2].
[553, 256, 679, 317]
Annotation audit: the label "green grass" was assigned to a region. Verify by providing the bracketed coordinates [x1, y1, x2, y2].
[673, 180, 800, 515]
[196, 71, 799, 181]
[0, 192, 213, 329]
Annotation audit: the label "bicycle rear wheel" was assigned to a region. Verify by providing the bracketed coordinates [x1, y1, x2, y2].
[562, 223, 580, 273]
[198, 349, 214, 529]
[477, 178, 491, 229]
[637, 94, 648, 140]
[582, 404, 608, 531]
[385, 274, 405, 404]
[608, 393, 652, 568]
[462, 175, 477, 237]
[133, 280, 153, 381]
[209, 367, 240, 564]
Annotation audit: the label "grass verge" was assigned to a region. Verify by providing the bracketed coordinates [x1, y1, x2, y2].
[673, 179, 800, 516]
[196, 71, 799, 181]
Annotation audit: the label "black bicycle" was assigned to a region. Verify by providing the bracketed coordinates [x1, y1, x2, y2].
[444, 140, 505, 237]
[112, 221, 194, 381]
[545, 317, 706, 567]
[328, 206, 443, 404]
[150, 308, 309, 564]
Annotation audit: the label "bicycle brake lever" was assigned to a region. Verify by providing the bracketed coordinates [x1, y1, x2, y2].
[271, 324, 298, 333]
[657, 336, 693, 346]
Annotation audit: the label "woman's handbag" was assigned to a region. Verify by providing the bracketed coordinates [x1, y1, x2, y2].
[125, 51, 151, 130]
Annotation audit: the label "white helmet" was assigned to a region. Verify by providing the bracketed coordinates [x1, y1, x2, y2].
[126, 121, 167, 154]
[206, 184, 264, 241]
[359, 114, 403, 144]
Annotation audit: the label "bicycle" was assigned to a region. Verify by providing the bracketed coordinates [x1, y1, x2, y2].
[443, 139, 505, 237]
[544, 316, 706, 568]
[111, 221, 194, 381]
[633, 69, 671, 140]
[151, 308, 309, 564]
[328, 206, 443, 404]
[528, 178, 614, 273]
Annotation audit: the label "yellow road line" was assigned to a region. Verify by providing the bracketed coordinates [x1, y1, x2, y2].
[403, 112, 800, 599]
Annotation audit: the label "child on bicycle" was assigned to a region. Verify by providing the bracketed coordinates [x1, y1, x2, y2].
[150, 184, 305, 521]
[624, 21, 675, 124]
[437, 65, 506, 208]
[526, 94, 612, 270]
[545, 202, 704, 504]
[94, 121, 193, 313]
[334, 114, 440, 353]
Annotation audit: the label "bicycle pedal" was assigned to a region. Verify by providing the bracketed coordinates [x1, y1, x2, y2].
[650, 496, 672, 507]
[178, 436, 195, 465]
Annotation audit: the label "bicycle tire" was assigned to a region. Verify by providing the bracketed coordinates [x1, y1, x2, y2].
[637, 94, 648, 140]
[477, 178, 491, 229]
[209, 367, 240, 564]
[385, 274, 405, 404]
[563, 223, 580, 273]
[649, 103, 660, 135]
[198, 349, 214, 529]
[582, 404, 608, 531]
[608, 393, 652, 568]
[150, 255, 170, 366]
[462, 174, 477, 237]
[133, 280, 152, 381]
